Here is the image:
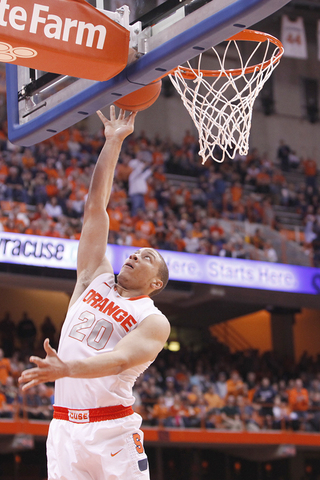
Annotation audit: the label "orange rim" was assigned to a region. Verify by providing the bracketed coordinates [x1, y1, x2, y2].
[172, 29, 284, 79]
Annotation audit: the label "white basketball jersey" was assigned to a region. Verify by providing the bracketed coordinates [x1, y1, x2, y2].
[54, 273, 163, 409]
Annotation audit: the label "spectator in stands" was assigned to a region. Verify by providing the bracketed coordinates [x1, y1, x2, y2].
[183, 229, 200, 253]
[253, 377, 277, 421]
[264, 241, 278, 262]
[0, 383, 13, 418]
[0, 348, 11, 386]
[272, 395, 291, 430]
[288, 150, 300, 170]
[40, 316, 57, 350]
[16, 312, 37, 353]
[23, 386, 44, 420]
[215, 372, 228, 400]
[165, 393, 191, 427]
[288, 378, 309, 430]
[4, 375, 18, 408]
[219, 395, 243, 430]
[128, 157, 152, 215]
[277, 140, 291, 172]
[4, 166, 25, 202]
[149, 395, 169, 426]
[237, 394, 261, 432]
[250, 228, 265, 250]
[303, 158, 317, 190]
[203, 385, 224, 413]
[0, 312, 15, 357]
[37, 384, 53, 420]
[44, 196, 63, 221]
[226, 370, 245, 398]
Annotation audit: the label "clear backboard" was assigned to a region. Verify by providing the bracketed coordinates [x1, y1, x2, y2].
[6, 0, 292, 146]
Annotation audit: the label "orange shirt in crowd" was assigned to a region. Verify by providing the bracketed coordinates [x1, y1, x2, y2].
[226, 379, 245, 397]
[0, 357, 11, 385]
[303, 158, 317, 177]
[116, 162, 132, 183]
[231, 184, 243, 203]
[153, 170, 166, 183]
[0, 392, 6, 409]
[22, 154, 36, 170]
[152, 403, 169, 420]
[144, 195, 158, 211]
[204, 391, 225, 411]
[46, 183, 59, 198]
[107, 208, 123, 233]
[152, 150, 164, 166]
[0, 162, 8, 183]
[173, 237, 186, 252]
[135, 220, 156, 237]
[288, 388, 309, 412]
[130, 235, 151, 248]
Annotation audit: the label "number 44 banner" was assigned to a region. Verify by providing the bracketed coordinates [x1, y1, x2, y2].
[281, 15, 308, 59]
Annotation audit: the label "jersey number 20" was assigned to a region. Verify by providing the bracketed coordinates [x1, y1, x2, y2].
[69, 311, 113, 351]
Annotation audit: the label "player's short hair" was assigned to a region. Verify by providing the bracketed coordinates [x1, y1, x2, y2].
[150, 251, 169, 297]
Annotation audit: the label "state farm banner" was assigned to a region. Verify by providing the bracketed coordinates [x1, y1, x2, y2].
[281, 15, 308, 59]
[0, 0, 129, 80]
[0, 232, 320, 295]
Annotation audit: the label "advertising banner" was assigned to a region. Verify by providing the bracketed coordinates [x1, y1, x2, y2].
[0, 0, 129, 80]
[0, 232, 319, 295]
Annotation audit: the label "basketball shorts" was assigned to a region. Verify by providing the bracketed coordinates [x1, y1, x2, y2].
[47, 410, 149, 480]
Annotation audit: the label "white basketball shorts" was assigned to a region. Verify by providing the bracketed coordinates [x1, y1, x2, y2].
[47, 412, 150, 480]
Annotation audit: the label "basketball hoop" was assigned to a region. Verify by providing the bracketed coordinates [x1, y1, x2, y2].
[169, 30, 284, 164]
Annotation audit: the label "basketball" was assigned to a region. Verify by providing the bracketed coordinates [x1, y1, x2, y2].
[114, 80, 162, 112]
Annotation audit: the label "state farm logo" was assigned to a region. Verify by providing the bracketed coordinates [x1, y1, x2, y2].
[0, 0, 107, 50]
[0, 41, 37, 61]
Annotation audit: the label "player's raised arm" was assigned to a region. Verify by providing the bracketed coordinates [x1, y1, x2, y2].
[69, 107, 137, 307]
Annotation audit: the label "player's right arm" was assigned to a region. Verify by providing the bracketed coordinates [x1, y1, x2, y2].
[18, 313, 171, 390]
[69, 107, 137, 308]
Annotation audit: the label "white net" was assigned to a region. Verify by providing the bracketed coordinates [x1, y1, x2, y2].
[169, 30, 284, 164]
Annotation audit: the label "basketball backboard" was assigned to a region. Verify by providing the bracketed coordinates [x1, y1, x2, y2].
[6, 0, 292, 146]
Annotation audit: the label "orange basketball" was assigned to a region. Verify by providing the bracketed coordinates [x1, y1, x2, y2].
[114, 80, 162, 112]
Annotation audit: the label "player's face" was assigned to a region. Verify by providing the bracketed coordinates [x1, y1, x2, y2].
[117, 248, 161, 293]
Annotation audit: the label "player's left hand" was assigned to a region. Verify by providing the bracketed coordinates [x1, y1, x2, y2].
[18, 339, 69, 391]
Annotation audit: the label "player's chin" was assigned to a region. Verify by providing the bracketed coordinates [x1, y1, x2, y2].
[117, 270, 132, 286]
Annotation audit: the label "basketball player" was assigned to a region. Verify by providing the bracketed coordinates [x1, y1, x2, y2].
[19, 106, 171, 480]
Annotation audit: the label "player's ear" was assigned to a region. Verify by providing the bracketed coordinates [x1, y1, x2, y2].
[150, 279, 163, 292]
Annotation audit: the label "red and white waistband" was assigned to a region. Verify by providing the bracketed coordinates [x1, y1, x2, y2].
[53, 405, 134, 423]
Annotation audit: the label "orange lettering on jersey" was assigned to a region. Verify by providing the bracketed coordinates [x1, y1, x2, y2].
[112, 309, 128, 323]
[82, 290, 138, 333]
[95, 297, 109, 312]
[89, 293, 103, 307]
[103, 300, 120, 316]
[83, 289, 96, 303]
[121, 314, 137, 332]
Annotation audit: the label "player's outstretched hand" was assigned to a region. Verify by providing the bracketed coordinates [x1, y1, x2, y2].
[18, 339, 69, 391]
[97, 105, 137, 142]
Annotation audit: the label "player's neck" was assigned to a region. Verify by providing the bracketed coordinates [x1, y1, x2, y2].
[115, 282, 149, 299]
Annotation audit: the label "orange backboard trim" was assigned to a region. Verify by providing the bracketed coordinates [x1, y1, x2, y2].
[0, 0, 129, 81]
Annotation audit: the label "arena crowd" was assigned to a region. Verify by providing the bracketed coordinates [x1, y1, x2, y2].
[0, 311, 320, 433]
[0, 121, 318, 266]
